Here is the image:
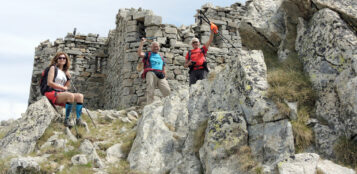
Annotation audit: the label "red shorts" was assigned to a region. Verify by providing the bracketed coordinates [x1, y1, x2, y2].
[45, 91, 65, 107]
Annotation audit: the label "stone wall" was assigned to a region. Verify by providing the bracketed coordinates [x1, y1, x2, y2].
[29, 3, 246, 110]
[103, 3, 245, 109]
[28, 33, 108, 109]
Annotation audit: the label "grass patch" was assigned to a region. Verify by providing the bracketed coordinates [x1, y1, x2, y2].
[265, 51, 316, 152]
[0, 130, 8, 139]
[121, 129, 137, 157]
[107, 160, 146, 174]
[36, 122, 63, 149]
[0, 157, 11, 174]
[47, 149, 80, 166]
[237, 146, 262, 173]
[58, 164, 93, 174]
[334, 136, 357, 169]
[291, 106, 313, 152]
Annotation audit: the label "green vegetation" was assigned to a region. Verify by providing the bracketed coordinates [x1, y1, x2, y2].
[0, 130, 8, 140]
[264, 51, 316, 152]
[57, 164, 94, 174]
[36, 122, 63, 149]
[237, 146, 262, 173]
[121, 129, 137, 157]
[334, 136, 357, 170]
[291, 106, 313, 152]
[107, 160, 134, 174]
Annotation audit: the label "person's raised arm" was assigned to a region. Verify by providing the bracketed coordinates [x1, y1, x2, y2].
[205, 30, 215, 49]
[205, 22, 217, 49]
[137, 38, 146, 58]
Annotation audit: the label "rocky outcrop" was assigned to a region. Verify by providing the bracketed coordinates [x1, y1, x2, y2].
[128, 49, 295, 173]
[128, 87, 190, 173]
[278, 153, 356, 174]
[199, 111, 248, 174]
[312, 0, 357, 31]
[0, 97, 59, 158]
[4, 0, 356, 173]
[295, 8, 357, 157]
[79, 139, 104, 168]
[239, 0, 285, 51]
[10, 156, 46, 174]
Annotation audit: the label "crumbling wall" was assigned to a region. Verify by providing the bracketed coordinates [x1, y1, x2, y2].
[103, 3, 245, 109]
[28, 33, 108, 109]
[29, 3, 246, 110]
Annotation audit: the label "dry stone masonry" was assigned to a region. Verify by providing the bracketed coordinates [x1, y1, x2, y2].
[16, 0, 357, 173]
[28, 4, 245, 110]
[29, 33, 108, 109]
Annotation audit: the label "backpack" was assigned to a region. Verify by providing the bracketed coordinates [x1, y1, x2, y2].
[141, 52, 165, 79]
[188, 47, 209, 74]
[40, 66, 58, 95]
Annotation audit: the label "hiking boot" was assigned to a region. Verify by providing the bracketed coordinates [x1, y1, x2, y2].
[64, 118, 71, 127]
[76, 118, 86, 127]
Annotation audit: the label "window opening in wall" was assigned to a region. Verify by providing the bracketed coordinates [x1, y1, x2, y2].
[137, 21, 145, 40]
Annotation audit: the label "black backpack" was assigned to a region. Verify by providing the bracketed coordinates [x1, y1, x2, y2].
[40, 66, 58, 95]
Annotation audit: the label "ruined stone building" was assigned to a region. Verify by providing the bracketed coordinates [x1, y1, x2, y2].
[28, 3, 245, 110]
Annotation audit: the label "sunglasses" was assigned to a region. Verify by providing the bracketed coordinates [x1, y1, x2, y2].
[58, 57, 66, 60]
[192, 41, 198, 44]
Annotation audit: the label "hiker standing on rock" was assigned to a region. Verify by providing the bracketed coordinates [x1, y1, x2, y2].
[43, 52, 85, 127]
[184, 23, 217, 85]
[137, 39, 171, 105]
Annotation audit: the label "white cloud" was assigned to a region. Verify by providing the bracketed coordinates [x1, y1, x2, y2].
[0, 100, 26, 121]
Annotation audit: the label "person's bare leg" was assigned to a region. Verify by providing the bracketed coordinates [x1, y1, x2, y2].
[73, 93, 85, 126]
[56, 92, 74, 127]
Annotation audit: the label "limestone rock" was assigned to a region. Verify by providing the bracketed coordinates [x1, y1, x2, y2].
[144, 15, 162, 26]
[295, 8, 357, 157]
[79, 139, 104, 168]
[239, 0, 285, 50]
[312, 0, 357, 30]
[199, 111, 248, 174]
[278, 153, 320, 174]
[106, 143, 124, 163]
[317, 159, 356, 174]
[128, 87, 190, 174]
[71, 154, 88, 165]
[0, 97, 59, 158]
[278, 153, 356, 174]
[249, 119, 294, 166]
[10, 156, 45, 174]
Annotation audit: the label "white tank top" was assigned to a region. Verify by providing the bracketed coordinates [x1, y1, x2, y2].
[55, 69, 67, 87]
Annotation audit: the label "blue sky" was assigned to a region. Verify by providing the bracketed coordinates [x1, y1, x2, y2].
[0, 0, 245, 121]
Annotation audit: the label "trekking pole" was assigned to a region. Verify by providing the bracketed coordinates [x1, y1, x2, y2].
[198, 11, 241, 53]
[71, 111, 80, 138]
[70, 78, 97, 128]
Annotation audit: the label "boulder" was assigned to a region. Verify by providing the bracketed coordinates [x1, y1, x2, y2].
[0, 97, 59, 158]
[199, 111, 248, 174]
[106, 143, 125, 163]
[312, 0, 357, 30]
[295, 8, 357, 156]
[10, 156, 46, 174]
[239, 0, 285, 51]
[278, 153, 355, 174]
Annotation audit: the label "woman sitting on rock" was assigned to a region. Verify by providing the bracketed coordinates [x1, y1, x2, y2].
[44, 52, 85, 127]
